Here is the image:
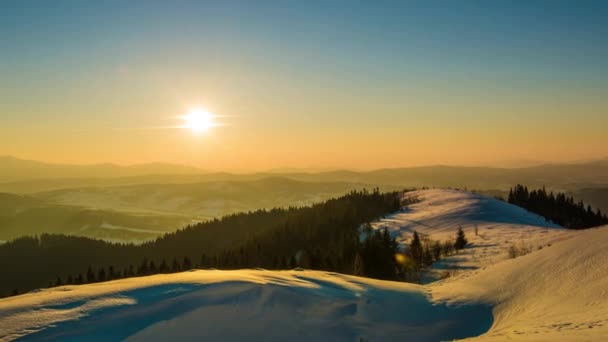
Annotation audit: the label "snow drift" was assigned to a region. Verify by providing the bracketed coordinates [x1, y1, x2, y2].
[433, 225, 608, 341]
[0, 270, 492, 342]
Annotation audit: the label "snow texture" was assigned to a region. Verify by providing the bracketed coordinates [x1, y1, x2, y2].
[0, 270, 492, 342]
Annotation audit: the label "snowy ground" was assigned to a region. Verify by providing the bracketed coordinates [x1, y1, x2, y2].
[0, 270, 492, 342]
[433, 226, 608, 341]
[372, 189, 573, 282]
[1, 189, 606, 341]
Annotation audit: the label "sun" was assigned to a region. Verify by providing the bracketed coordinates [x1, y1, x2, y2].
[181, 108, 215, 133]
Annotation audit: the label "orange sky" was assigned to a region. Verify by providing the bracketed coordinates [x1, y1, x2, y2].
[1, 2, 607, 171]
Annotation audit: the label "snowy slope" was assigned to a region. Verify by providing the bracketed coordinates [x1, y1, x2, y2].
[432, 225, 608, 341]
[1, 189, 606, 341]
[374, 189, 561, 241]
[0, 270, 492, 342]
[372, 189, 572, 280]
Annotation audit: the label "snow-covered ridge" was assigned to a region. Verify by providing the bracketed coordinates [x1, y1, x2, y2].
[374, 189, 560, 240]
[434, 225, 608, 341]
[1, 189, 606, 341]
[372, 189, 571, 279]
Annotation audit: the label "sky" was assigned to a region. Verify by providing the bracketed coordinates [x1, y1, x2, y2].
[1, 0, 607, 171]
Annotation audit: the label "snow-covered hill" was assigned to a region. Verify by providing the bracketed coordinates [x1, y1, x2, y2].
[1, 189, 606, 341]
[372, 189, 572, 280]
[434, 225, 608, 341]
[0, 270, 492, 342]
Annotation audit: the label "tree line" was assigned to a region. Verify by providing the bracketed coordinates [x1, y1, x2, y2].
[39, 222, 470, 294]
[508, 184, 608, 229]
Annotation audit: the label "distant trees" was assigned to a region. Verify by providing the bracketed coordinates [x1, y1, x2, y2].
[508, 184, 608, 229]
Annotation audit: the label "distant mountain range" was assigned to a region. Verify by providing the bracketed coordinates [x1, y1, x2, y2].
[1, 156, 607, 232]
[2, 156, 608, 188]
[0, 156, 203, 183]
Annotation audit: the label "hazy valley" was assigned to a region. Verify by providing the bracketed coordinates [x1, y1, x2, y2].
[1, 156, 607, 245]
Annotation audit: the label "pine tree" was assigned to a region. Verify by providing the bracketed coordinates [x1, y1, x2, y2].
[454, 226, 468, 250]
[409, 231, 423, 267]
[171, 258, 181, 273]
[139, 258, 150, 276]
[432, 240, 442, 261]
[98, 267, 106, 282]
[422, 246, 434, 266]
[149, 261, 157, 274]
[289, 255, 297, 269]
[86, 266, 96, 283]
[159, 259, 169, 273]
[199, 254, 207, 268]
[353, 253, 364, 276]
[183, 256, 192, 270]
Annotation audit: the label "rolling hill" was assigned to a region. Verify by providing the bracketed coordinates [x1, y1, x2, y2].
[0, 178, 385, 243]
[370, 189, 570, 281]
[0, 193, 188, 242]
[1, 189, 606, 341]
[31, 178, 378, 218]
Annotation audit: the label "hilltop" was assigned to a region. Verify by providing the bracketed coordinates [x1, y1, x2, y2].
[1, 189, 606, 341]
[371, 189, 571, 280]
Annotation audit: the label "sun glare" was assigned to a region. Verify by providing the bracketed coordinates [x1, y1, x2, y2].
[181, 108, 215, 133]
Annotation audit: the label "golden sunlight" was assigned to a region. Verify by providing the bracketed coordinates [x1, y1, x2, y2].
[181, 108, 215, 133]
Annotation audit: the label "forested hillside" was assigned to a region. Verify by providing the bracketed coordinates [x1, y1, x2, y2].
[0, 189, 406, 297]
[508, 185, 608, 229]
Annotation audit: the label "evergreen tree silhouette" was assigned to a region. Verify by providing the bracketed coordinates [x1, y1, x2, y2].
[86, 266, 96, 283]
[98, 267, 106, 282]
[183, 256, 192, 270]
[409, 231, 423, 267]
[454, 226, 468, 250]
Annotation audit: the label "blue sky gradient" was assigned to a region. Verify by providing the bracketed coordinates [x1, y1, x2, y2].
[1, 1, 606, 169]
